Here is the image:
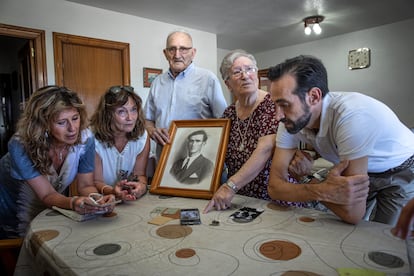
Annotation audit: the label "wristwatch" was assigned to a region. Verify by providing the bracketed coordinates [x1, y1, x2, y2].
[300, 169, 328, 184]
[225, 180, 239, 193]
[300, 175, 315, 184]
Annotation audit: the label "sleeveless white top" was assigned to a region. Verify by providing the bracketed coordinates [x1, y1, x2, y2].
[95, 131, 147, 186]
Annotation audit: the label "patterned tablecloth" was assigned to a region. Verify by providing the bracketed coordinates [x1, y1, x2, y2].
[15, 193, 408, 275]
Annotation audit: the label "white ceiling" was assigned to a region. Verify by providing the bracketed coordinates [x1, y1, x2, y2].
[66, 0, 414, 53]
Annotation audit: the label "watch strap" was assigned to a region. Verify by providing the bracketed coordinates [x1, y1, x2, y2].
[300, 175, 315, 184]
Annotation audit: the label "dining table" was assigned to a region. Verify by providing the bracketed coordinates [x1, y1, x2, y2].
[14, 193, 409, 275]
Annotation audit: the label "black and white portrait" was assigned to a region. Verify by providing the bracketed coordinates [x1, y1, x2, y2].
[162, 127, 222, 190]
[169, 130, 214, 184]
[150, 119, 230, 199]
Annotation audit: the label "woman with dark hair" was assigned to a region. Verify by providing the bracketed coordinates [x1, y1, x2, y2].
[90, 86, 150, 201]
[0, 86, 115, 239]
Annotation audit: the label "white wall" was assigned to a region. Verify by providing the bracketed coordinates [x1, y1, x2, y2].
[252, 18, 414, 127]
[0, 0, 224, 104]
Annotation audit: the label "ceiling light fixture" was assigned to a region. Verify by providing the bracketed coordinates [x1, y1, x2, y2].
[303, 15, 324, 35]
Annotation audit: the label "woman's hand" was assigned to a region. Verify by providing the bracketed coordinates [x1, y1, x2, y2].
[114, 180, 147, 201]
[72, 194, 115, 215]
[203, 184, 235, 213]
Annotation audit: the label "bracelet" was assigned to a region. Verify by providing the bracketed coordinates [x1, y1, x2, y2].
[70, 196, 79, 210]
[101, 185, 112, 195]
[225, 180, 239, 193]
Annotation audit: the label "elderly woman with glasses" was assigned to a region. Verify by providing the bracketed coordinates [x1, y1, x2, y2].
[90, 86, 150, 201]
[204, 50, 309, 213]
[0, 86, 115, 239]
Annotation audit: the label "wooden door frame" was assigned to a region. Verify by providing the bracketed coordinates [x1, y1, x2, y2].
[0, 23, 47, 90]
[53, 32, 130, 86]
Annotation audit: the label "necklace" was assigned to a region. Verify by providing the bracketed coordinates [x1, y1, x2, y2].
[236, 112, 253, 152]
[53, 145, 68, 161]
[235, 94, 259, 151]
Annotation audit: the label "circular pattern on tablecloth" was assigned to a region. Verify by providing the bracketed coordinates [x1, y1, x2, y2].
[30, 230, 59, 255]
[299, 216, 315, 223]
[176, 248, 196, 258]
[367, 251, 404, 268]
[156, 225, 193, 239]
[259, 240, 301, 261]
[93, 243, 122, 255]
[102, 211, 117, 218]
[46, 210, 61, 216]
[267, 203, 293, 211]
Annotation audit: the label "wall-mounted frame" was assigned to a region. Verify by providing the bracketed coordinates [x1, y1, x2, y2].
[150, 119, 230, 199]
[143, 67, 162, 87]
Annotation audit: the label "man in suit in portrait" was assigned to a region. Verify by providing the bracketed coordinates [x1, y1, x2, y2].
[170, 130, 213, 184]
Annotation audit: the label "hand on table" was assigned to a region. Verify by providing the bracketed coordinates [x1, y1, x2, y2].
[73, 194, 116, 215]
[203, 184, 235, 213]
[115, 180, 147, 201]
[391, 198, 414, 240]
[320, 160, 369, 205]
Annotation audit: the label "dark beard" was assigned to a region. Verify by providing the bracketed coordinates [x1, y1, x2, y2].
[281, 104, 311, 134]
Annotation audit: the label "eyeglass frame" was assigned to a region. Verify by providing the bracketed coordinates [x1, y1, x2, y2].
[165, 46, 193, 55]
[108, 85, 134, 94]
[227, 66, 258, 80]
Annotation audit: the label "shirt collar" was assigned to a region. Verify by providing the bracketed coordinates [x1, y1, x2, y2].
[188, 152, 201, 163]
[168, 62, 194, 79]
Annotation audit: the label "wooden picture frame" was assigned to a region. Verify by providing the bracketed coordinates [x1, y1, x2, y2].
[150, 119, 230, 199]
[143, 67, 162, 87]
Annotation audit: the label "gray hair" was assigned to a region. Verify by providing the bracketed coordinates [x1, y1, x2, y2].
[166, 30, 193, 47]
[220, 49, 257, 81]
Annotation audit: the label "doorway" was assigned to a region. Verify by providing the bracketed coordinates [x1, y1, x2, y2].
[0, 24, 47, 157]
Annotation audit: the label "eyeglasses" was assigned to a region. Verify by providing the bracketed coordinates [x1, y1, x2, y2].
[109, 85, 134, 94]
[165, 47, 193, 55]
[229, 66, 258, 79]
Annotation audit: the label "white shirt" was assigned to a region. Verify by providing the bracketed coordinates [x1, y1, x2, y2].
[144, 62, 227, 129]
[95, 131, 148, 186]
[276, 92, 414, 173]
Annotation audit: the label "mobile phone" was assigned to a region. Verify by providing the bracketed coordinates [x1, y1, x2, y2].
[180, 208, 201, 225]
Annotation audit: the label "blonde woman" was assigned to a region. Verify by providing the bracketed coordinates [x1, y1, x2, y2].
[0, 86, 115, 239]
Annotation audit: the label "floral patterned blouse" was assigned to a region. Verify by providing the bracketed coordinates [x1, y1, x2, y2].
[222, 93, 303, 207]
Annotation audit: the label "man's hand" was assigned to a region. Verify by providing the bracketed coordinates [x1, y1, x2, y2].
[288, 150, 314, 180]
[391, 198, 414, 240]
[321, 160, 369, 205]
[203, 185, 235, 213]
[148, 127, 170, 145]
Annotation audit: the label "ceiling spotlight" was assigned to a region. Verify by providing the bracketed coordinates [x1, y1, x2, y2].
[304, 25, 312, 35]
[303, 15, 324, 35]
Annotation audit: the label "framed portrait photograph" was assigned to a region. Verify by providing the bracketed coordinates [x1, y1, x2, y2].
[150, 119, 230, 199]
[143, 67, 162, 87]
